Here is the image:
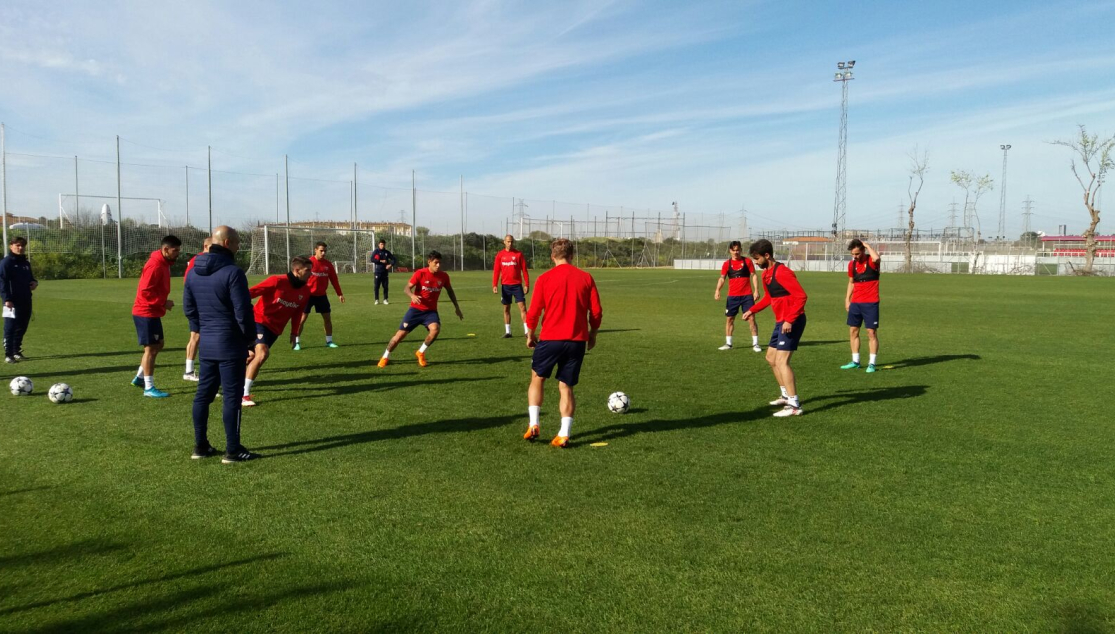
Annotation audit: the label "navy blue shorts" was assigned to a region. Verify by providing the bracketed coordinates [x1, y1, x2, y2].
[133, 316, 165, 346]
[303, 295, 331, 314]
[847, 302, 880, 329]
[255, 322, 280, 348]
[725, 295, 755, 317]
[768, 314, 807, 351]
[399, 307, 440, 333]
[532, 340, 587, 387]
[501, 284, 526, 306]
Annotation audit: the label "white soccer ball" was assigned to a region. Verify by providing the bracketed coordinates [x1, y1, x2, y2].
[607, 391, 630, 414]
[9, 376, 33, 396]
[48, 383, 74, 404]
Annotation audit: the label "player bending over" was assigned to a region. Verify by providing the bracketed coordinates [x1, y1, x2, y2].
[523, 238, 603, 448]
[842, 238, 881, 373]
[492, 234, 531, 338]
[378, 250, 462, 368]
[295, 241, 345, 350]
[713, 240, 762, 352]
[740, 239, 808, 417]
[242, 256, 312, 407]
[130, 235, 182, 398]
[182, 237, 211, 381]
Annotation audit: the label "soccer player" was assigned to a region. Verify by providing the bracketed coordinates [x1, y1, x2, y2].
[842, 239, 881, 373]
[183, 226, 258, 463]
[713, 240, 762, 352]
[370, 239, 395, 305]
[182, 237, 211, 381]
[492, 234, 531, 338]
[523, 238, 603, 448]
[740, 239, 808, 417]
[130, 235, 182, 398]
[295, 241, 345, 350]
[1, 236, 37, 364]
[377, 250, 462, 368]
[242, 256, 312, 407]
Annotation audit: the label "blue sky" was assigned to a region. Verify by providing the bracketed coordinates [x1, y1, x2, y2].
[2, 0, 1114, 235]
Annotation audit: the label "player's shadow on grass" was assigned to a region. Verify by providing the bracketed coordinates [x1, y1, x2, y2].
[16, 364, 145, 379]
[574, 408, 770, 446]
[35, 347, 185, 360]
[256, 413, 521, 457]
[261, 369, 418, 388]
[0, 539, 128, 569]
[597, 328, 641, 333]
[0, 485, 53, 497]
[888, 354, 981, 368]
[435, 354, 527, 366]
[796, 339, 843, 347]
[806, 385, 929, 414]
[266, 376, 498, 401]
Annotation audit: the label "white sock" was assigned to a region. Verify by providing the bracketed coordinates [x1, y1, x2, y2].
[869, 354, 877, 365]
[505, 324, 511, 334]
[143, 376, 154, 390]
[852, 353, 861, 364]
[752, 335, 759, 345]
[528, 405, 540, 427]
[381, 350, 391, 359]
[418, 343, 429, 353]
[559, 417, 573, 437]
[788, 395, 800, 408]
[326, 335, 333, 343]
[137, 366, 144, 378]
[244, 379, 254, 396]
[523, 323, 530, 335]
[726, 336, 733, 346]
[780, 385, 788, 398]
[295, 336, 301, 344]
[185, 359, 194, 374]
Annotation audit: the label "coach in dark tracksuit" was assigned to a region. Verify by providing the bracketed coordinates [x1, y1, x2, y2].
[370, 240, 396, 304]
[1, 236, 37, 364]
[183, 226, 258, 463]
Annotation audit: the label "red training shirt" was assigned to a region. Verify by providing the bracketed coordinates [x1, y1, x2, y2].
[132, 250, 172, 318]
[306, 256, 343, 297]
[251, 274, 310, 336]
[183, 254, 198, 283]
[526, 263, 603, 342]
[749, 261, 807, 323]
[848, 256, 881, 303]
[493, 249, 530, 287]
[408, 268, 452, 311]
[720, 257, 755, 297]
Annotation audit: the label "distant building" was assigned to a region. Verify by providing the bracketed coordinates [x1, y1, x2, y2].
[281, 220, 412, 237]
[1040, 235, 1115, 257]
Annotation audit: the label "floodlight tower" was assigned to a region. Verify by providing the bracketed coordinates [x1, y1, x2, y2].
[832, 60, 855, 266]
[998, 144, 1011, 240]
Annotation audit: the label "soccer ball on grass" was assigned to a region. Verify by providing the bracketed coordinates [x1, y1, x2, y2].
[607, 391, 630, 414]
[48, 383, 74, 404]
[9, 376, 33, 396]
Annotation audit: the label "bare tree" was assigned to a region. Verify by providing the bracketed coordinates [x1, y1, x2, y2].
[1051, 125, 1115, 274]
[905, 147, 929, 272]
[950, 170, 994, 243]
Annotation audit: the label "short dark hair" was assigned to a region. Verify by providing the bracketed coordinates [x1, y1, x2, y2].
[315, 241, 328, 250]
[748, 239, 774, 257]
[290, 255, 312, 269]
[729, 240, 742, 250]
[550, 238, 574, 260]
[9, 236, 27, 246]
[378, 239, 386, 246]
[161, 235, 182, 248]
[427, 250, 442, 262]
[847, 238, 864, 251]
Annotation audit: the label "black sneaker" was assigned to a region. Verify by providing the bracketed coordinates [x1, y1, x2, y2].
[13, 352, 25, 361]
[222, 446, 260, 463]
[502, 333, 513, 339]
[191, 444, 220, 460]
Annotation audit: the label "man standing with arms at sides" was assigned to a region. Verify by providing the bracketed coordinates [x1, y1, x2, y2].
[130, 235, 182, 398]
[370, 239, 395, 305]
[842, 239, 882, 373]
[523, 239, 602, 448]
[377, 250, 462, 368]
[492, 234, 530, 338]
[242, 256, 312, 407]
[740, 239, 808, 418]
[713, 240, 762, 352]
[295, 241, 344, 350]
[1, 236, 37, 364]
[182, 237, 211, 381]
[183, 226, 258, 463]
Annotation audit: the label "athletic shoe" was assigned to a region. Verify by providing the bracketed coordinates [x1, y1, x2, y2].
[222, 446, 259, 463]
[865, 363, 877, 373]
[718, 344, 732, 351]
[503, 333, 513, 339]
[4, 356, 15, 364]
[550, 435, 569, 448]
[131, 376, 144, 388]
[773, 405, 803, 417]
[840, 361, 861, 370]
[523, 425, 540, 441]
[415, 351, 427, 367]
[383, 300, 389, 305]
[374, 300, 380, 305]
[242, 395, 256, 407]
[752, 344, 763, 353]
[183, 372, 199, 382]
[377, 357, 389, 368]
[326, 342, 340, 349]
[143, 387, 170, 398]
[292, 342, 302, 351]
[769, 396, 789, 406]
[191, 445, 220, 460]
[12, 353, 25, 361]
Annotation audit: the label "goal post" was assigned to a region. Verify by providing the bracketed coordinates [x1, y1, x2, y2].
[248, 225, 377, 276]
[59, 193, 166, 229]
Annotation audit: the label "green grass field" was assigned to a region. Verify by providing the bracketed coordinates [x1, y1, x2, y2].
[2, 269, 1114, 632]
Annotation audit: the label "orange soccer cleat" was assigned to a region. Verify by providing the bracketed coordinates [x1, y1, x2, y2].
[415, 351, 428, 367]
[523, 425, 540, 441]
[377, 357, 389, 368]
[550, 435, 569, 448]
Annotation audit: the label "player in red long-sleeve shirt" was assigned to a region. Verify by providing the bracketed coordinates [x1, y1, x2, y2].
[181, 237, 211, 381]
[295, 242, 345, 350]
[492, 234, 531, 338]
[377, 250, 463, 368]
[130, 235, 182, 398]
[740, 239, 808, 417]
[241, 256, 312, 407]
[523, 239, 603, 448]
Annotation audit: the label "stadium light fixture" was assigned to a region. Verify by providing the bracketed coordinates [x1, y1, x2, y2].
[848, 60, 855, 68]
[837, 62, 845, 69]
